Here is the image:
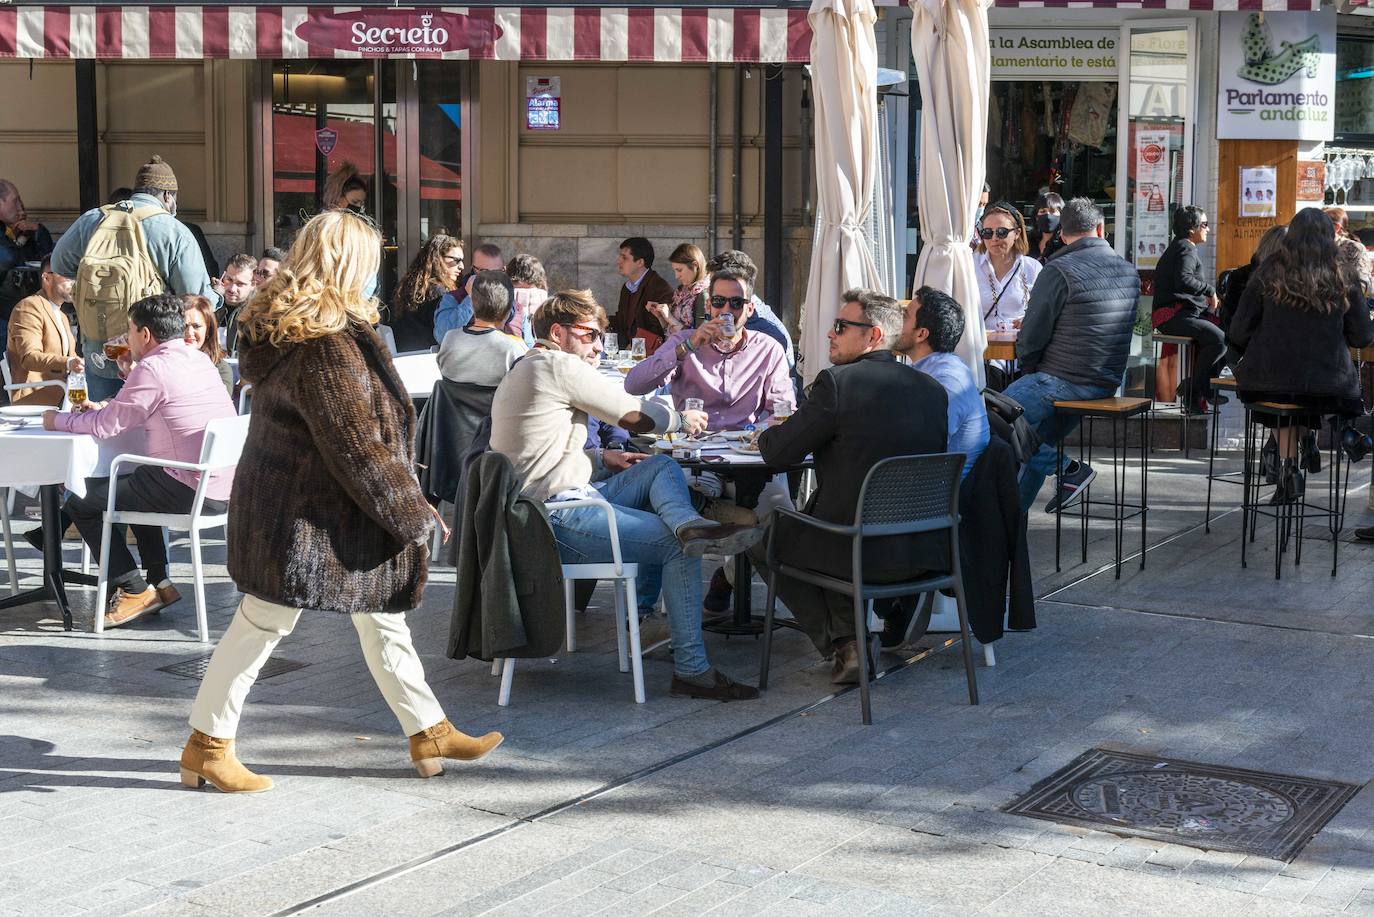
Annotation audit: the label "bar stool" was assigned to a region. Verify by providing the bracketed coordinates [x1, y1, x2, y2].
[1240, 402, 1351, 579]
[1052, 396, 1152, 579]
[1151, 332, 1201, 459]
[1204, 376, 1242, 533]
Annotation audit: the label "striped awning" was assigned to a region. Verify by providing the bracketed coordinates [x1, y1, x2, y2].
[0, 6, 811, 61]
[0, 1, 1325, 61]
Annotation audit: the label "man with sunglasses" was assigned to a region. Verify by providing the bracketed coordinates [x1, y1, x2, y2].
[490, 289, 765, 701]
[750, 289, 949, 685]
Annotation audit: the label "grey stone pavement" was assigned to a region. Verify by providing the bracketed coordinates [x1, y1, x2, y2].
[4, 407, 1374, 916]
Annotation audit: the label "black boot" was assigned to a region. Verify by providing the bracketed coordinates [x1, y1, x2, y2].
[1259, 437, 1280, 484]
[1301, 431, 1321, 474]
[1269, 459, 1305, 505]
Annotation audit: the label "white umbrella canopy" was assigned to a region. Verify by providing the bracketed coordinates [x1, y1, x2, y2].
[799, 0, 884, 385]
[909, 0, 992, 386]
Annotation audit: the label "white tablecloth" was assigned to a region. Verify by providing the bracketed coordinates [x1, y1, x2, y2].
[392, 353, 444, 399]
[0, 426, 149, 497]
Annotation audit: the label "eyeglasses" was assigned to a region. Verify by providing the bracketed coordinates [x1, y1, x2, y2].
[978, 227, 1017, 240]
[710, 295, 748, 312]
[253, 269, 272, 279]
[561, 323, 604, 344]
[831, 318, 875, 335]
[442, 255, 465, 267]
[1199, 222, 1209, 229]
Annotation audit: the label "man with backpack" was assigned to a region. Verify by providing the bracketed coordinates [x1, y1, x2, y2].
[51, 156, 217, 400]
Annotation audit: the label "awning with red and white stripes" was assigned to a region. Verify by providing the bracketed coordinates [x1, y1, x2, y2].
[0, 1, 1323, 61]
[0, 6, 812, 61]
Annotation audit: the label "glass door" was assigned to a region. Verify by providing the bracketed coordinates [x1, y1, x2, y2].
[1116, 21, 1196, 272]
[268, 60, 399, 298]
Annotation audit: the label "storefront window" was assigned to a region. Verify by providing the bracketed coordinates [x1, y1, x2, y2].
[1121, 26, 1191, 272]
[1337, 37, 1374, 140]
[416, 60, 463, 242]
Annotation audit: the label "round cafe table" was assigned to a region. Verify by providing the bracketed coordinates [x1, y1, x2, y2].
[0, 423, 147, 629]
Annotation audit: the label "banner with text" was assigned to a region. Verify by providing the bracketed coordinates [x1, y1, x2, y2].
[990, 29, 1118, 81]
[1217, 10, 1335, 141]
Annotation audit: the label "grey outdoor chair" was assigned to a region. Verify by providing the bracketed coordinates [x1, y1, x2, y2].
[757, 452, 979, 725]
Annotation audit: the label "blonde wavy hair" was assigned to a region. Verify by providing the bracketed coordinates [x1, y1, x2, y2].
[236, 210, 380, 346]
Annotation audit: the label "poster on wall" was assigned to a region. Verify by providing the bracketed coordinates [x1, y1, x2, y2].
[525, 77, 561, 131]
[1296, 161, 1326, 202]
[1217, 10, 1335, 141]
[989, 29, 1118, 81]
[1241, 167, 1278, 218]
[1134, 130, 1172, 270]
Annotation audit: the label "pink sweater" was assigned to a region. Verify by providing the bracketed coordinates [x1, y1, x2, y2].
[54, 339, 238, 501]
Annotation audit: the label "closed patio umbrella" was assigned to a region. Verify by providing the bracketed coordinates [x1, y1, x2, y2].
[909, 0, 992, 386]
[799, 0, 883, 384]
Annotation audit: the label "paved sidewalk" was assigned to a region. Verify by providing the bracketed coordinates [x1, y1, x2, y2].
[2, 449, 1374, 916]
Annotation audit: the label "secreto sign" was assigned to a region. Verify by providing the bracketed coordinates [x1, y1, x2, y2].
[1216, 10, 1335, 141]
[294, 10, 501, 56]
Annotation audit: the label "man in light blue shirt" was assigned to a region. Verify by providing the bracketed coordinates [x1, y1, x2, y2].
[894, 286, 989, 479]
[433, 242, 507, 344]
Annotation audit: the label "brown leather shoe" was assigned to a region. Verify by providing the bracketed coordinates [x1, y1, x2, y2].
[669, 668, 760, 701]
[155, 583, 182, 612]
[103, 586, 166, 629]
[408, 719, 504, 777]
[179, 729, 273, 793]
[831, 639, 860, 685]
[676, 522, 765, 557]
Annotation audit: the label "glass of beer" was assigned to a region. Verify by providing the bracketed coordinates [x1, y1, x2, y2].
[67, 371, 88, 408]
[630, 338, 647, 363]
[103, 340, 130, 362]
[603, 333, 619, 361]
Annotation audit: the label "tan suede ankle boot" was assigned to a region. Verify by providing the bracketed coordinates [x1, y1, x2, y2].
[179, 729, 274, 793]
[408, 719, 504, 777]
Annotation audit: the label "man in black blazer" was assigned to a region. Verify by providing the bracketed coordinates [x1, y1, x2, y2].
[754, 289, 949, 684]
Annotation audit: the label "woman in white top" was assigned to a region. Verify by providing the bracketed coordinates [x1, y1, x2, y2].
[973, 202, 1042, 331]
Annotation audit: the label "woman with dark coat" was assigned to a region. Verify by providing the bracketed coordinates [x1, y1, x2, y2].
[1153, 205, 1223, 414]
[389, 235, 463, 353]
[1230, 207, 1374, 503]
[1220, 224, 1287, 338]
[179, 211, 501, 794]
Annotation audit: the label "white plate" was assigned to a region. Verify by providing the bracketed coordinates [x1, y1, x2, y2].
[0, 405, 49, 418]
[709, 430, 754, 442]
[650, 439, 676, 452]
[729, 442, 762, 456]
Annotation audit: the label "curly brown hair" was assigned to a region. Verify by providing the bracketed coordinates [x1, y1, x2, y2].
[392, 235, 462, 318]
[1260, 208, 1349, 316]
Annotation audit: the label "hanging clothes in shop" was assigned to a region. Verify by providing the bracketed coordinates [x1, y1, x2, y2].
[1066, 83, 1116, 150]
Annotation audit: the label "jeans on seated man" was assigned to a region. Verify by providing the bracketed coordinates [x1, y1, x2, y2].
[751, 289, 949, 685]
[1002, 197, 1141, 513]
[625, 264, 798, 614]
[488, 289, 765, 701]
[38, 292, 237, 628]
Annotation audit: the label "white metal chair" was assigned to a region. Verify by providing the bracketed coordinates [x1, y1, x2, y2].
[1, 488, 16, 596]
[491, 494, 645, 705]
[94, 414, 250, 642]
[2, 375, 71, 593]
[237, 382, 252, 415]
[378, 324, 399, 356]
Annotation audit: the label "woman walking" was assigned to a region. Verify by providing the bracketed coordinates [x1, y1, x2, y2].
[179, 210, 501, 793]
[1230, 207, 1374, 503]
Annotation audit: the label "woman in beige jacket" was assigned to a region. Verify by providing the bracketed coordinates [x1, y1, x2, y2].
[5, 259, 79, 406]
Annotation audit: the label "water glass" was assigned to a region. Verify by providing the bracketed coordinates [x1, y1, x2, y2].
[684, 397, 705, 413]
[603, 332, 619, 357]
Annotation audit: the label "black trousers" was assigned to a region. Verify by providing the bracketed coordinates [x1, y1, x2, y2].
[63, 466, 227, 590]
[1157, 311, 1225, 407]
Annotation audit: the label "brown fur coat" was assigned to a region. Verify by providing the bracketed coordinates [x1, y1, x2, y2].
[227, 324, 433, 613]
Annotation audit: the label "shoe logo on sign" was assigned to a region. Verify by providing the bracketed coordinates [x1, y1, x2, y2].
[315, 128, 338, 158]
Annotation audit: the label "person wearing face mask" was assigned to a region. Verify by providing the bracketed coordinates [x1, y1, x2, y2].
[1151, 205, 1223, 415]
[974, 203, 1042, 332]
[0, 180, 56, 351]
[969, 182, 991, 249]
[1029, 192, 1066, 263]
[51, 156, 218, 402]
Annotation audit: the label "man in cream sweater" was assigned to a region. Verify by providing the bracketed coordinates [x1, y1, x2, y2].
[490, 289, 763, 702]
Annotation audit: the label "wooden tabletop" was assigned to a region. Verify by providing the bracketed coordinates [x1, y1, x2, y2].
[984, 331, 1017, 362]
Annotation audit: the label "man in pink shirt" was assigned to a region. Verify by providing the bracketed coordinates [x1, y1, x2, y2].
[40, 292, 237, 629]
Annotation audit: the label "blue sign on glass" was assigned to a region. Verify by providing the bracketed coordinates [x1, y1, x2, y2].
[527, 96, 560, 131]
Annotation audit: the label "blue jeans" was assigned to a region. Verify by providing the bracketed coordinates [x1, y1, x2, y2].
[1003, 371, 1112, 512]
[549, 455, 709, 677]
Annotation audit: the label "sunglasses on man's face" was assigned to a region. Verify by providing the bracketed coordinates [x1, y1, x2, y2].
[831, 318, 875, 336]
[710, 295, 748, 312]
[979, 227, 1017, 240]
[562, 323, 604, 344]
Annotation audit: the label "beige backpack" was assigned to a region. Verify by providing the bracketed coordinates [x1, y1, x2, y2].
[73, 203, 165, 342]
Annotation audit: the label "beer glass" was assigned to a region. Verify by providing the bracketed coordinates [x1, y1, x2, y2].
[630, 338, 647, 362]
[67, 371, 88, 408]
[603, 333, 619, 360]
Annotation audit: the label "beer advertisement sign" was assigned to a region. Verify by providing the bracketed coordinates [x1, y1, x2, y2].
[1217, 10, 1335, 141]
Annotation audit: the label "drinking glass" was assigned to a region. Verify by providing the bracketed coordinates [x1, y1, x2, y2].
[630, 338, 647, 362]
[66, 371, 88, 408]
[684, 397, 705, 413]
[603, 332, 619, 360]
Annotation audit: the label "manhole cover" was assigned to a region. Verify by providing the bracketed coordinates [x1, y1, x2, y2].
[1003, 748, 1361, 861]
[158, 654, 308, 681]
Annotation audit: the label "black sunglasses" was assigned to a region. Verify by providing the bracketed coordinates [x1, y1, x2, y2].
[710, 295, 748, 312]
[831, 318, 875, 335]
[979, 227, 1017, 240]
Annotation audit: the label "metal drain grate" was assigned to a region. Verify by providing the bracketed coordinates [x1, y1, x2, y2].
[158, 654, 308, 681]
[1004, 748, 1361, 862]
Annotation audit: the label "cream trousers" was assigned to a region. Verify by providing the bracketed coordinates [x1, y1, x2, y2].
[189, 594, 446, 739]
